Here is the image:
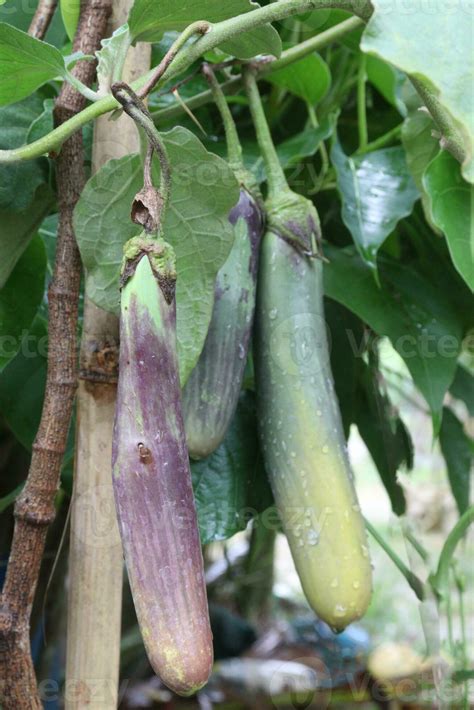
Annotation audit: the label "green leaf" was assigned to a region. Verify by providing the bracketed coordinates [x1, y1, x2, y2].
[0, 23, 66, 106]
[401, 107, 438, 195]
[323, 245, 463, 431]
[266, 52, 330, 106]
[95, 23, 131, 96]
[0, 94, 49, 211]
[423, 151, 474, 291]
[0, 184, 54, 287]
[128, 0, 281, 59]
[401, 102, 439, 225]
[439, 407, 472, 516]
[60, 0, 80, 42]
[355, 361, 412, 516]
[366, 55, 406, 116]
[450, 365, 474, 417]
[191, 391, 273, 544]
[74, 126, 239, 383]
[331, 140, 419, 274]
[26, 98, 55, 144]
[324, 298, 364, 438]
[0, 234, 47, 371]
[361, 2, 474, 184]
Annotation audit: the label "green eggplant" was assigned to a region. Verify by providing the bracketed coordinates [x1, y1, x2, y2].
[255, 192, 372, 631]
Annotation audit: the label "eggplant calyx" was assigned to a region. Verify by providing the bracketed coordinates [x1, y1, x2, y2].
[266, 189, 322, 258]
[121, 233, 177, 303]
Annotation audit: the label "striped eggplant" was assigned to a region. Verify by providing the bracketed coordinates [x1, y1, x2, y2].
[255, 191, 372, 631]
[182, 186, 264, 459]
[112, 234, 213, 695]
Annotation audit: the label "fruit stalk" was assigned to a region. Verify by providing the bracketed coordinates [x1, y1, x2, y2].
[112, 235, 213, 694]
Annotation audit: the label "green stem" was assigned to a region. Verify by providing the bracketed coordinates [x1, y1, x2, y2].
[410, 76, 466, 166]
[65, 70, 101, 102]
[0, 7, 370, 163]
[357, 53, 368, 150]
[268, 15, 363, 72]
[354, 122, 403, 155]
[307, 102, 318, 128]
[152, 76, 242, 123]
[365, 518, 425, 601]
[201, 63, 243, 174]
[403, 525, 430, 563]
[153, 16, 361, 123]
[430, 506, 474, 602]
[243, 67, 288, 198]
[139, 21, 210, 98]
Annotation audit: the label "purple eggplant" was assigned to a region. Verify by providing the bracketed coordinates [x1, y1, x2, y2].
[112, 234, 213, 695]
[182, 187, 264, 459]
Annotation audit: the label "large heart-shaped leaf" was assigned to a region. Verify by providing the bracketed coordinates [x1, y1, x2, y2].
[0, 23, 66, 106]
[128, 0, 281, 59]
[423, 151, 474, 291]
[323, 245, 463, 433]
[331, 140, 419, 275]
[361, 2, 474, 184]
[0, 234, 47, 371]
[191, 391, 273, 544]
[74, 126, 239, 383]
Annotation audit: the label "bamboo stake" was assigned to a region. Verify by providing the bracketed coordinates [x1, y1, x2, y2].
[65, 2, 151, 706]
[0, 1, 112, 706]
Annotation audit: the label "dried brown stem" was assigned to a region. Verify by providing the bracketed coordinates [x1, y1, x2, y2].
[0, 1, 112, 707]
[28, 0, 58, 40]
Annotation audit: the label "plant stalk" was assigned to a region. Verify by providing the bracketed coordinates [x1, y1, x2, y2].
[0, 1, 113, 707]
[429, 505, 474, 602]
[202, 63, 244, 174]
[357, 52, 368, 151]
[28, 0, 58, 39]
[365, 519, 425, 602]
[243, 67, 289, 198]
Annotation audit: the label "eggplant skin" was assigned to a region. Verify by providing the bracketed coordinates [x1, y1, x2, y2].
[112, 244, 213, 695]
[183, 188, 264, 459]
[255, 230, 372, 631]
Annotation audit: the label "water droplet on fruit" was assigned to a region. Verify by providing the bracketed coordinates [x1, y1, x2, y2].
[330, 578, 339, 588]
[269, 308, 278, 320]
[307, 529, 319, 545]
[322, 444, 329, 454]
[352, 580, 360, 590]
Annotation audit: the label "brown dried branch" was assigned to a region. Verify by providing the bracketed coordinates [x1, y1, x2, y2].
[0, 1, 112, 707]
[28, 0, 58, 40]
